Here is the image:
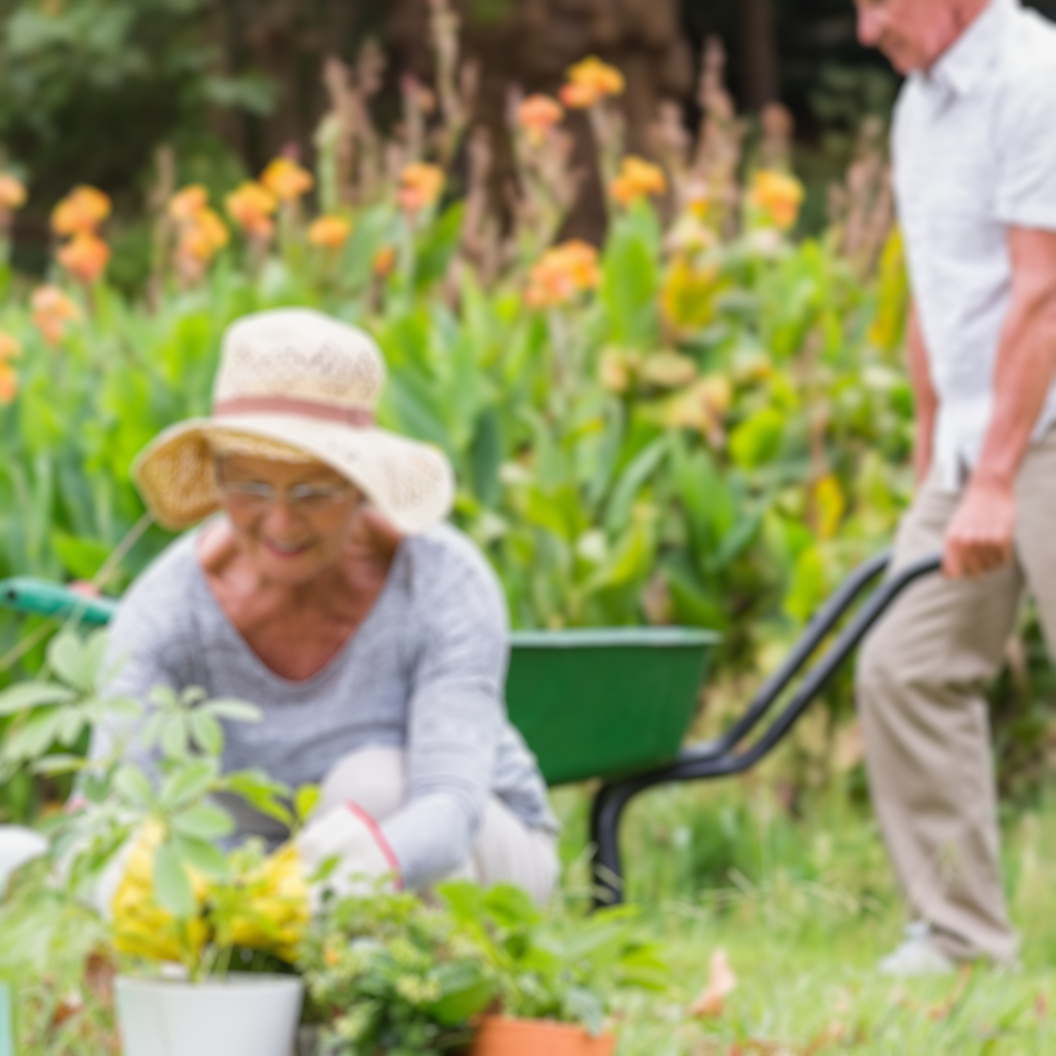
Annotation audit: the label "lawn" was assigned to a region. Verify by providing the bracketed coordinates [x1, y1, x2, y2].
[551, 777, 1056, 1055]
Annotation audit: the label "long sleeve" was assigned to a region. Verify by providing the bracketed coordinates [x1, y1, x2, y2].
[379, 537, 509, 887]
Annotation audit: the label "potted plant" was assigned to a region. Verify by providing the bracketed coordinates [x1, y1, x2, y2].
[439, 882, 669, 1056]
[297, 885, 496, 1055]
[0, 626, 315, 1056]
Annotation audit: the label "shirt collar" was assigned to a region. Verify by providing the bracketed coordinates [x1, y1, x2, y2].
[922, 0, 1016, 97]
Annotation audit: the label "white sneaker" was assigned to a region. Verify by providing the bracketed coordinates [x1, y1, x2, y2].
[877, 921, 957, 976]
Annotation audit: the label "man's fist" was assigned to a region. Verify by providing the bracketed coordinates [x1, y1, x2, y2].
[943, 482, 1015, 579]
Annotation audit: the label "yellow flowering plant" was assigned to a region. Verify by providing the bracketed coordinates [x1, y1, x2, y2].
[0, 626, 313, 981]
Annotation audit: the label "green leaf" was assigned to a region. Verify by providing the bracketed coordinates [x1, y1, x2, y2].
[2, 708, 63, 763]
[0, 682, 76, 716]
[32, 753, 84, 775]
[113, 765, 155, 808]
[189, 710, 224, 756]
[202, 699, 262, 724]
[160, 716, 189, 759]
[50, 530, 110, 581]
[153, 840, 196, 918]
[729, 407, 785, 469]
[171, 835, 228, 880]
[604, 436, 670, 534]
[160, 759, 217, 809]
[148, 686, 179, 709]
[46, 631, 93, 692]
[425, 963, 495, 1026]
[170, 803, 234, 841]
[294, 784, 321, 824]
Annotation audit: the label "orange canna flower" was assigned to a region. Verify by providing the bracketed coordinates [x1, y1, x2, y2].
[260, 158, 314, 202]
[373, 245, 397, 279]
[0, 361, 16, 405]
[0, 331, 21, 360]
[51, 185, 111, 237]
[397, 163, 445, 214]
[747, 170, 805, 230]
[57, 232, 110, 284]
[560, 56, 625, 109]
[225, 181, 278, 240]
[0, 173, 27, 212]
[525, 239, 601, 308]
[517, 94, 565, 145]
[179, 209, 229, 263]
[31, 285, 81, 345]
[610, 156, 667, 205]
[168, 184, 209, 222]
[308, 215, 352, 249]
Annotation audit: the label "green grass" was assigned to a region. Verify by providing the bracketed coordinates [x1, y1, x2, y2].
[553, 777, 1056, 1055]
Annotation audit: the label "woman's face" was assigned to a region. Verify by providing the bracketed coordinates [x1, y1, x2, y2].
[215, 453, 361, 587]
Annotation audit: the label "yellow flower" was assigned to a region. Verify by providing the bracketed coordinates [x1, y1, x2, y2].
[308, 214, 352, 249]
[0, 331, 21, 360]
[168, 184, 209, 222]
[51, 185, 111, 237]
[260, 157, 314, 202]
[0, 173, 27, 212]
[660, 256, 720, 334]
[747, 170, 805, 230]
[31, 285, 81, 345]
[225, 181, 278, 240]
[178, 208, 229, 262]
[57, 232, 110, 284]
[0, 362, 16, 405]
[561, 56, 625, 109]
[397, 163, 445, 214]
[525, 239, 601, 308]
[610, 156, 667, 205]
[517, 94, 565, 145]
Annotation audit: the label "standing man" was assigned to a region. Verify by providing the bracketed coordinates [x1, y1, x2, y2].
[855, 0, 1056, 975]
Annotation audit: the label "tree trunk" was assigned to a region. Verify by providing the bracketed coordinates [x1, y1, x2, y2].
[738, 0, 780, 110]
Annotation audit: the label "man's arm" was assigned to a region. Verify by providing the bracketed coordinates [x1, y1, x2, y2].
[906, 300, 938, 486]
[944, 226, 1056, 578]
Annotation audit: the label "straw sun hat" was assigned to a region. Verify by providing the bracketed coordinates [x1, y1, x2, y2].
[132, 308, 455, 534]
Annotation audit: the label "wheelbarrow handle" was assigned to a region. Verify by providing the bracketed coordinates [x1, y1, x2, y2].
[589, 550, 943, 907]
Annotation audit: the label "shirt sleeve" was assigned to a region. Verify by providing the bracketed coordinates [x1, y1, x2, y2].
[379, 540, 509, 888]
[996, 65, 1056, 231]
[90, 550, 200, 770]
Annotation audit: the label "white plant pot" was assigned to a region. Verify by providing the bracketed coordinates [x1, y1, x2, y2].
[115, 973, 304, 1056]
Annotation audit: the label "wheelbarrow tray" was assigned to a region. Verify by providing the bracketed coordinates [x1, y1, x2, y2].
[506, 628, 719, 786]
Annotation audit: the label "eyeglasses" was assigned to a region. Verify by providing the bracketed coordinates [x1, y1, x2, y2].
[216, 470, 357, 515]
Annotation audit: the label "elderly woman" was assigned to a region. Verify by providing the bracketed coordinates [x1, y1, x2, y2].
[92, 307, 559, 903]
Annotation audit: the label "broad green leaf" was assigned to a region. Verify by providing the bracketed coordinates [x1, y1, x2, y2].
[47, 631, 92, 692]
[189, 710, 224, 755]
[171, 835, 228, 879]
[170, 803, 234, 841]
[0, 682, 76, 716]
[2, 708, 63, 762]
[160, 759, 217, 809]
[113, 765, 155, 808]
[202, 699, 262, 724]
[32, 753, 84, 775]
[294, 784, 321, 824]
[160, 716, 189, 759]
[153, 840, 196, 918]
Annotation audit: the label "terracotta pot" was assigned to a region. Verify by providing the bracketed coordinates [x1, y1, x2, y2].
[469, 1015, 616, 1056]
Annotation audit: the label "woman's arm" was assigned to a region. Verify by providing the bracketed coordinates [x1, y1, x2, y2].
[378, 535, 508, 888]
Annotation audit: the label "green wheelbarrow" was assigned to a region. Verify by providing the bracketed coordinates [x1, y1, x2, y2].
[0, 552, 940, 905]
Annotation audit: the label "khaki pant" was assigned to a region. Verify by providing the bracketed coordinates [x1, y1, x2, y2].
[319, 746, 560, 906]
[856, 430, 1056, 964]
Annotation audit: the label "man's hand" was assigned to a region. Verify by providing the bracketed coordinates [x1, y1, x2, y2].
[943, 481, 1015, 578]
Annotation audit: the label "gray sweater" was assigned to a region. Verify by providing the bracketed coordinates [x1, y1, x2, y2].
[95, 523, 557, 888]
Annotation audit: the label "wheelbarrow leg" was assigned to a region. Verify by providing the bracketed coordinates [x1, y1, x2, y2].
[589, 774, 664, 908]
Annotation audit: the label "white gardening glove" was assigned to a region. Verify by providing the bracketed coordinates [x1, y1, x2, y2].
[296, 803, 400, 911]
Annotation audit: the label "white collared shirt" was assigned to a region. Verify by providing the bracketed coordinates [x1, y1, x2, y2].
[892, 0, 1056, 491]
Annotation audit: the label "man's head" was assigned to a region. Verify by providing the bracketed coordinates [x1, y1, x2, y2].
[855, 0, 991, 75]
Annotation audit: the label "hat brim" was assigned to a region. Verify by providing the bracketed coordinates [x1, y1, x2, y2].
[132, 414, 455, 535]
